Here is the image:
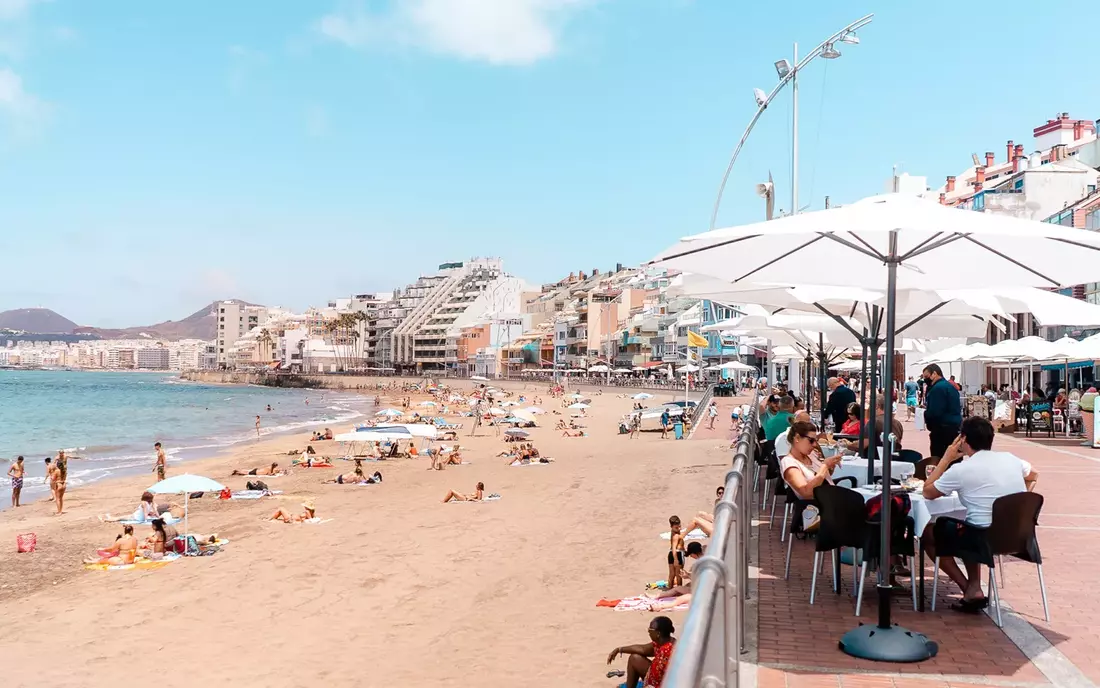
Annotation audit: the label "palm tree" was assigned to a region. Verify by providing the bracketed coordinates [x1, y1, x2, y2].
[258, 328, 274, 364]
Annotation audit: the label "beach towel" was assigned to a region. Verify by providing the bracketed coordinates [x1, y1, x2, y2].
[598, 595, 690, 612]
[660, 529, 707, 541]
[231, 490, 284, 499]
[509, 460, 550, 467]
[303, 518, 334, 524]
[119, 514, 182, 526]
[84, 553, 181, 571]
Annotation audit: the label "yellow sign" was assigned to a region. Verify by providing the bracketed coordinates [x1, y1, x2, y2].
[687, 331, 708, 348]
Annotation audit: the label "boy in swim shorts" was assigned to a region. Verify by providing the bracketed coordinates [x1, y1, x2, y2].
[667, 516, 685, 588]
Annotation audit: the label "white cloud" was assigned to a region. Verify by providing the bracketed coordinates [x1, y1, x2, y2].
[0, 0, 46, 22]
[315, 0, 588, 65]
[305, 105, 329, 138]
[0, 67, 49, 137]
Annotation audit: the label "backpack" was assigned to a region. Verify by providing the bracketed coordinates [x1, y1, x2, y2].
[246, 480, 269, 492]
[865, 491, 912, 529]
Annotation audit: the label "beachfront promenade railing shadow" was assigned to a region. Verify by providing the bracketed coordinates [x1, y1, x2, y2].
[664, 391, 760, 687]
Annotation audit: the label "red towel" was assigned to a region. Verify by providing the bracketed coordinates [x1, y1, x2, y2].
[596, 598, 622, 607]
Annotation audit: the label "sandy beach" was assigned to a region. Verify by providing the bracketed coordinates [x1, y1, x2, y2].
[0, 379, 737, 687]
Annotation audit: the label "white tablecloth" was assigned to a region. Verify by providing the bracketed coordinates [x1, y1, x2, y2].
[833, 457, 913, 488]
[854, 486, 966, 534]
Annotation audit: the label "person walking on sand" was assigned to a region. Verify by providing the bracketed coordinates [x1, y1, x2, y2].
[54, 450, 68, 515]
[7, 455, 25, 507]
[255, 415, 261, 438]
[45, 457, 57, 502]
[153, 442, 167, 482]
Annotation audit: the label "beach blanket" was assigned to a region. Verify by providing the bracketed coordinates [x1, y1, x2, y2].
[85, 553, 181, 572]
[231, 490, 284, 500]
[303, 518, 334, 524]
[596, 595, 690, 612]
[119, 514, 182, 526]
[509, 460, 551, 467]
[660, 529, 708, 541]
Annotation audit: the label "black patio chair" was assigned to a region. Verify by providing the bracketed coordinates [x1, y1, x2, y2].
[806, 484, 871, 608]
[931, 491, 1049, 627]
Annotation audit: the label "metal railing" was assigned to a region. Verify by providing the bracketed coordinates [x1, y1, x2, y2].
[687, 384, 717, 439]
[664, 391, 760, 688]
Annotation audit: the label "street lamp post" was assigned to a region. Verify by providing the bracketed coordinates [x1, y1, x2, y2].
[710, 13, 873, 230]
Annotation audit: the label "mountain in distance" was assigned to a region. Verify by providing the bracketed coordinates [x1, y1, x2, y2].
[0, 308, 80, 333]
[74, 300, 258, 341]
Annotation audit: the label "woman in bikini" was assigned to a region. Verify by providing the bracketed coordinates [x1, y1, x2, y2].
[84, 525, 138, 566]
[141, 519, 171, 560]
[442, 482, 484, 503]
[268, 501, 317, 523]
[54, 450, 68, 515]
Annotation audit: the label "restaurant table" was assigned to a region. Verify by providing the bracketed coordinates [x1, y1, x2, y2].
[833, 457, 913, 488]
[853, 485, 966, 611]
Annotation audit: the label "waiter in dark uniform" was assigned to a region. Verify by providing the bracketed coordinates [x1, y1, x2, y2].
[921, 363, 962, 458]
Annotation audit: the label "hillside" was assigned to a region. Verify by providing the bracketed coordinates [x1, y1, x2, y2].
[0, 308, 79, 333]
[74, 300, 256, 341]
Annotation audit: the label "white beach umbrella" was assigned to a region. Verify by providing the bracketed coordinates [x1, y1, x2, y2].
[376, 409, 403, 417]
[418, 401, 437, 407]
[511, 409, 537, 423]
[652, 192, 1100, 659]
[568, 402, 590, 409]
[521, 406, 546, 414]
[588, 364, 610, 373]
[612, 368, 632, 373]
[363, 424, 437, 438]
[148, 474, 225, 539]
[677, 364, 700, 373]
[632, 393, 654, 400]
[718, 361, 755, 371]
[488, 407, 507, 416]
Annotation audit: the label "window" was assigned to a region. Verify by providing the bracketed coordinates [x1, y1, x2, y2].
[1087, 208, 1100, 231]
[1046, 208, 1074, 227]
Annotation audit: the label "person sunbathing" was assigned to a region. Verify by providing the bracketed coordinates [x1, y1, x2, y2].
[84, 525, 138, 566]
[231, 462, 285, 476]
[268, 501, 318, 523]
[561, 429, 586, 437]
[99, 491, 158, 523]
[292, 456, 333, 468]
[645, 542, 704, 609]
[442, 482, 484, 503]
[441, 450, 463, 466]
[325, 468, 382, 484]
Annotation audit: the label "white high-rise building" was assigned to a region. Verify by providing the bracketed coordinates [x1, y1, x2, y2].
[215, 300, 269, 368]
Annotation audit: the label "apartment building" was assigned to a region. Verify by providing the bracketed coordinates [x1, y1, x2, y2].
[215, 300, 269, 368]
[136, 347, 170, 370]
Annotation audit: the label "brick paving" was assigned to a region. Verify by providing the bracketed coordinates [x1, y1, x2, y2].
[730, 399, 1100, 688]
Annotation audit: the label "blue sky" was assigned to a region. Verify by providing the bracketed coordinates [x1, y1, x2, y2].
[0, 0, 1097, 327]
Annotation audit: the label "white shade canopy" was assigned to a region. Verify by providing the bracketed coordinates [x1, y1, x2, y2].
[653, 194, 1100, 291]
[362, 424, 437, 438]
[677, 364, 701, 373]
[588, 364, 610, 373]
[632, 393, 653, 400]
[148, 474, 224, 494]
[376, 409, 403, 417]
[568, 402, 590, 409]
[716, 360, 755, 371]
[470, 375, 489, 381]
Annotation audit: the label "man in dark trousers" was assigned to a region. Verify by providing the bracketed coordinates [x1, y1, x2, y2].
[824, 377, 856, 431]
[922, 363, 962, 458]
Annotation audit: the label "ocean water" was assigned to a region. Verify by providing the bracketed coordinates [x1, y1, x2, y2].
[0, 370, 369, 503]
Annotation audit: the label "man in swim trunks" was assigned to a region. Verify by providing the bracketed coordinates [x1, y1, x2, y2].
[7, 455, 24, 507]
[45, 457, 56, 501]
[153, 442, 167, 481]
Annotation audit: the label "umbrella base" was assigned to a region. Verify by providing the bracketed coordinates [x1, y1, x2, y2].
[838, 623, 938, 663]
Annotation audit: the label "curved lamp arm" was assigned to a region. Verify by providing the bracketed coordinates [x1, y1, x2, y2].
[709, 13, 874, 230]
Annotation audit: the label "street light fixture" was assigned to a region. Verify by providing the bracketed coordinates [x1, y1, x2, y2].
[710, 13, 873, 230]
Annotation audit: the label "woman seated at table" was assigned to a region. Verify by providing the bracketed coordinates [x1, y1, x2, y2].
[840, 403, 862, 436]
[840, 397, 903, 454]
[780, 421, 841, 500]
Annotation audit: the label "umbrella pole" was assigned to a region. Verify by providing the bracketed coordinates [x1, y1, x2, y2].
[840, 230, 936, 662]
[866, 339, 879, 484]
[1066, 359, 1071, 438]
[857, 334, 869, 481]
[184, 492, 190, 541]
[817, 333, 828, 430]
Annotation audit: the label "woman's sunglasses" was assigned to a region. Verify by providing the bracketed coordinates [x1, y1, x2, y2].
[800, 435, 819, 445]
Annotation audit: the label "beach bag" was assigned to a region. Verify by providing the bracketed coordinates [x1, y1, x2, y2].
[866, 492, 912, 540]
[914, 407, 926, 431]
[16, 533, 36, 553]
[219, 488, 232, 500]
[246, 480, 269, 492]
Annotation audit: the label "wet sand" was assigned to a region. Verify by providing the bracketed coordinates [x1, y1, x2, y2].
[0, 379, 738, 687]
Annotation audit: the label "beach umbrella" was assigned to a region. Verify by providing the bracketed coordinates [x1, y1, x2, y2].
[632, 393, 653, 400]
[504, 429, 529, 438]
[612, 368, 632, 373]
[568, 402, 590, 410]
[366, 424, 437, 438]
[488, 407, 507, 416]
[512, 409, 537, 423]
[147, 474, 225, 539]
[588, 364, 609, 373]
[522, 406, 546, 414]
[418, 401, 437, 407]
[376, 409, 403, 417]
[677, 364, 700, 373]
[500, 401, 519, 407]
[501, 416, 525, 424]
[651, 192, 1100, 663]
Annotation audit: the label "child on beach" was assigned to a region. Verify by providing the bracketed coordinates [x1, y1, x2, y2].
[667, 515, 686, 588]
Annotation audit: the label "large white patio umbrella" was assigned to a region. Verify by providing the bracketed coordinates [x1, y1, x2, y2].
[651, 192, 1100, 663]
[148, 474, 225, 540]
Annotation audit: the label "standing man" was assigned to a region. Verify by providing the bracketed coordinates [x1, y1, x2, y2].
[45, 457, 57, 502]
[660, 408, 671, 439]
[153, 442, 167, 482]
[904, 376, 919, 420]
[255, 415, 261, 438]
[922, 364, 963, 458]
[823, 377, 856, 431]
[7, 455, 24, 507]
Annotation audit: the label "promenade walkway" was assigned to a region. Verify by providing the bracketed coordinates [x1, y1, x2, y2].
[744, 407, 1097, 688]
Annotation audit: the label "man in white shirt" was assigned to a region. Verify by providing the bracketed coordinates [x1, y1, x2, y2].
[922, 416, 1039, 610]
